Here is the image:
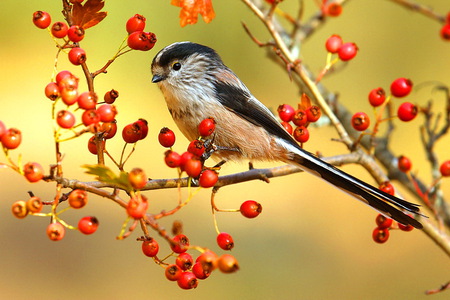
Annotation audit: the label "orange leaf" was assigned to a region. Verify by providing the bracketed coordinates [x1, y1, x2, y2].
[171, 0, 215, 27]
[72, 0, 107, 29]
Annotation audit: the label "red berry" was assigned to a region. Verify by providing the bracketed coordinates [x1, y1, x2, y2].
[87, 136, 99, 155]
[368, 87, 386, 107]
[379, 181, 395, 196]
[240, 200, 262, 218]
[158, 127, 176, 147]
[67, 25, 85, 42]
[68, 47, 87, 65]
[97, 104, 117, 122]
[82, 109, 100, 126]
[305, 105, 321, 122]
[398, 222, 414, 232]
[33, 11, 52, 29]
[176, 252, 194, 271]
[142, 238, 159, 257]
[127, 31, 157, 51]
[128, 167, 147, 190]
[338, 42, 358, 61]
[397, 155, 412, 173]
[397, 102, 418, 122]
[192, 262, 210, 280]
[1, 128, 22, 149]
[61, 88, 79, 106]
[277, 104, 296, 122]
[440, 24, 450, 40]
[56, 110, 76, 129]
[122, 123, 141, 143]
[196, 251, 218, 273]
[55, 70, 74, 85]
[217, 254, 239, 273]
[26, 196, 43, 213]
[440, 160, 450, 177]
[372, 227, 389, 244]
[184, 157, 203, 178]
[171, 234, 190, 253]
[23, 162, 44, 183]
[217, 232, 234, 251]
[375, 214, 393, 229]
[45, 82, 60, 101]
[199, 169, 218, 188]
[281, 121, 293, 134]
[165, 150, 182, 168]
[324, 3, 342, 17]
[78, 216, 99, 235]
[325, 34, 343, 53]
[165, 264, 182, 281]
[292, 109, 308, 126]
[126, 195, 148, 219]
[126, 14, 146, 34]
[101, 120, 118, 139]
[11, 201, 28, 219]
[47, 223, 65, 241]
[187, 140, 205, 157]
[177, 272, 198, 290]
[0, 121, 6, 139]
[179, 152, 194, 171]
[76, 91, 97, 110]
[134, 119, 148, 140]
[68, 189, 88, 209]
[104, 89, 119, 104]
[51, 22, 68, 38]
[293, 126, 310, 143]
[390, 78, 413, 98]
[351, 112, 370, 131]
[198, 117, 216, 137]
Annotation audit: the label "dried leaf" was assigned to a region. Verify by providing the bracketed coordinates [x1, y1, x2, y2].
[72, 0, 107, 29]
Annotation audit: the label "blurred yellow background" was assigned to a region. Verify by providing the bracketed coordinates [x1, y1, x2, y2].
[1, 0, 450, 299]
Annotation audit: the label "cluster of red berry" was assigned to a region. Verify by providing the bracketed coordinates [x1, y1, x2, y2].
[277, 94, 322, 144]
[325, 34, 358, 62]
[126, 14, 157, 51]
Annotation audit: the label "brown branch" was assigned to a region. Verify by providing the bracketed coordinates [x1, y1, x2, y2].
[390, 0, 446, 23]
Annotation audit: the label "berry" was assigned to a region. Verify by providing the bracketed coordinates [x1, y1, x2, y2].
[82, 109, 100, 126]
[126, 195, 148, 219]
[398, 222, 414, 232]
[187, 140, 205, 157]
[375, 214, 393, 229]
[122, 123, 141, 143]
[26, 196, 43, 213]
[68, 47, 87, 66]
[101, 120, 118, 139]
[127, 31, 157, 51]
[240, 200, 262, 218]
[177, 272, 198, 290]
[305, 105, 321, 122]
[217, 232, 234, 251]
[142, 238, 159, 257]
[440, 24, 450, 40]
[56, 110, 76, 129]
[325, 34, 343, 53]
[293, 126, 310, 143]
[184, 157, 202, 178]
[217, 254, 239, 273]
[57, 72, 79, 90]
[198, 117, 216, 137]
[292, 109, 307, 126]
[440, 160, 450, 177]
[199, 169, 218, 188]
[165, 150, 182, 168]
[397, 155, 412, 173]
[351, 112, 370, 131]
[61, 88, 79, 106]
[67, 25, 85, 42]
[368, 87, 386, 107]
[171, 234, 190, 253]
[33, 11, 52, 29]
[390, 78, 413, 98]
[128, 167, 147, 190]
[0, 121, 6, 139]
[55, 70, 73, 84]
[126, 14, 146, 34]
[104, 89, 119, 104]
[51, 22, 68, 38]
[379, 181, 395, 196]
[134, 119, 148, 140]
[87, 136, 100, 155]
[158, 127, 176, 147]
[68, 189, 88, 209]
[277, 104, 296, 122]
[11, 201, 28, 219]
[165, 264, 182, 281]
[324, 3, 342, 17]
[47, 223, 65, 241]
[338, 42, 358, 61]
[281, 121, 293, 134]
[176, 252, 194, 271]
[78, 216, 99, 235]
[192, 262, 210, 280]
[45, 82, 60, 101]
[372, 227, 389, 244]
[97, 104, 117, 122]
[23, 162, 44, 183]
[179, 152, 194, 172]
[397, 102, 418, 122]
[196, 251, 218, 273]
[1, 128, 22, 149]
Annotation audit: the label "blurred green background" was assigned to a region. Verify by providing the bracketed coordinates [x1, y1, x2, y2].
[1, 0, 450, 299]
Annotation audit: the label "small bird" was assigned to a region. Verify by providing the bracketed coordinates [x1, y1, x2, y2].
[151, 41, 422, 229]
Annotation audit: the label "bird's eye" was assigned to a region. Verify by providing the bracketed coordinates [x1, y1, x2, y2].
[172, 62, 181, 71]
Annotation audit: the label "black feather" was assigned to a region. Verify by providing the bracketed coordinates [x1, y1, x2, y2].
[153, 42, 220, 69]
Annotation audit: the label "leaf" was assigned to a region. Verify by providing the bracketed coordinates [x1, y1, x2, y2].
[83, 164, 132, 191]
[72, 0, 107, 29]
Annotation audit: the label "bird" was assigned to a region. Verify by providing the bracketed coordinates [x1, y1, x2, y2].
[151, 41, 423, 229]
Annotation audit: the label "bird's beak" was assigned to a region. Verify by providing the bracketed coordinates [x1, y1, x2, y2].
[152, 74, 165, 83]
